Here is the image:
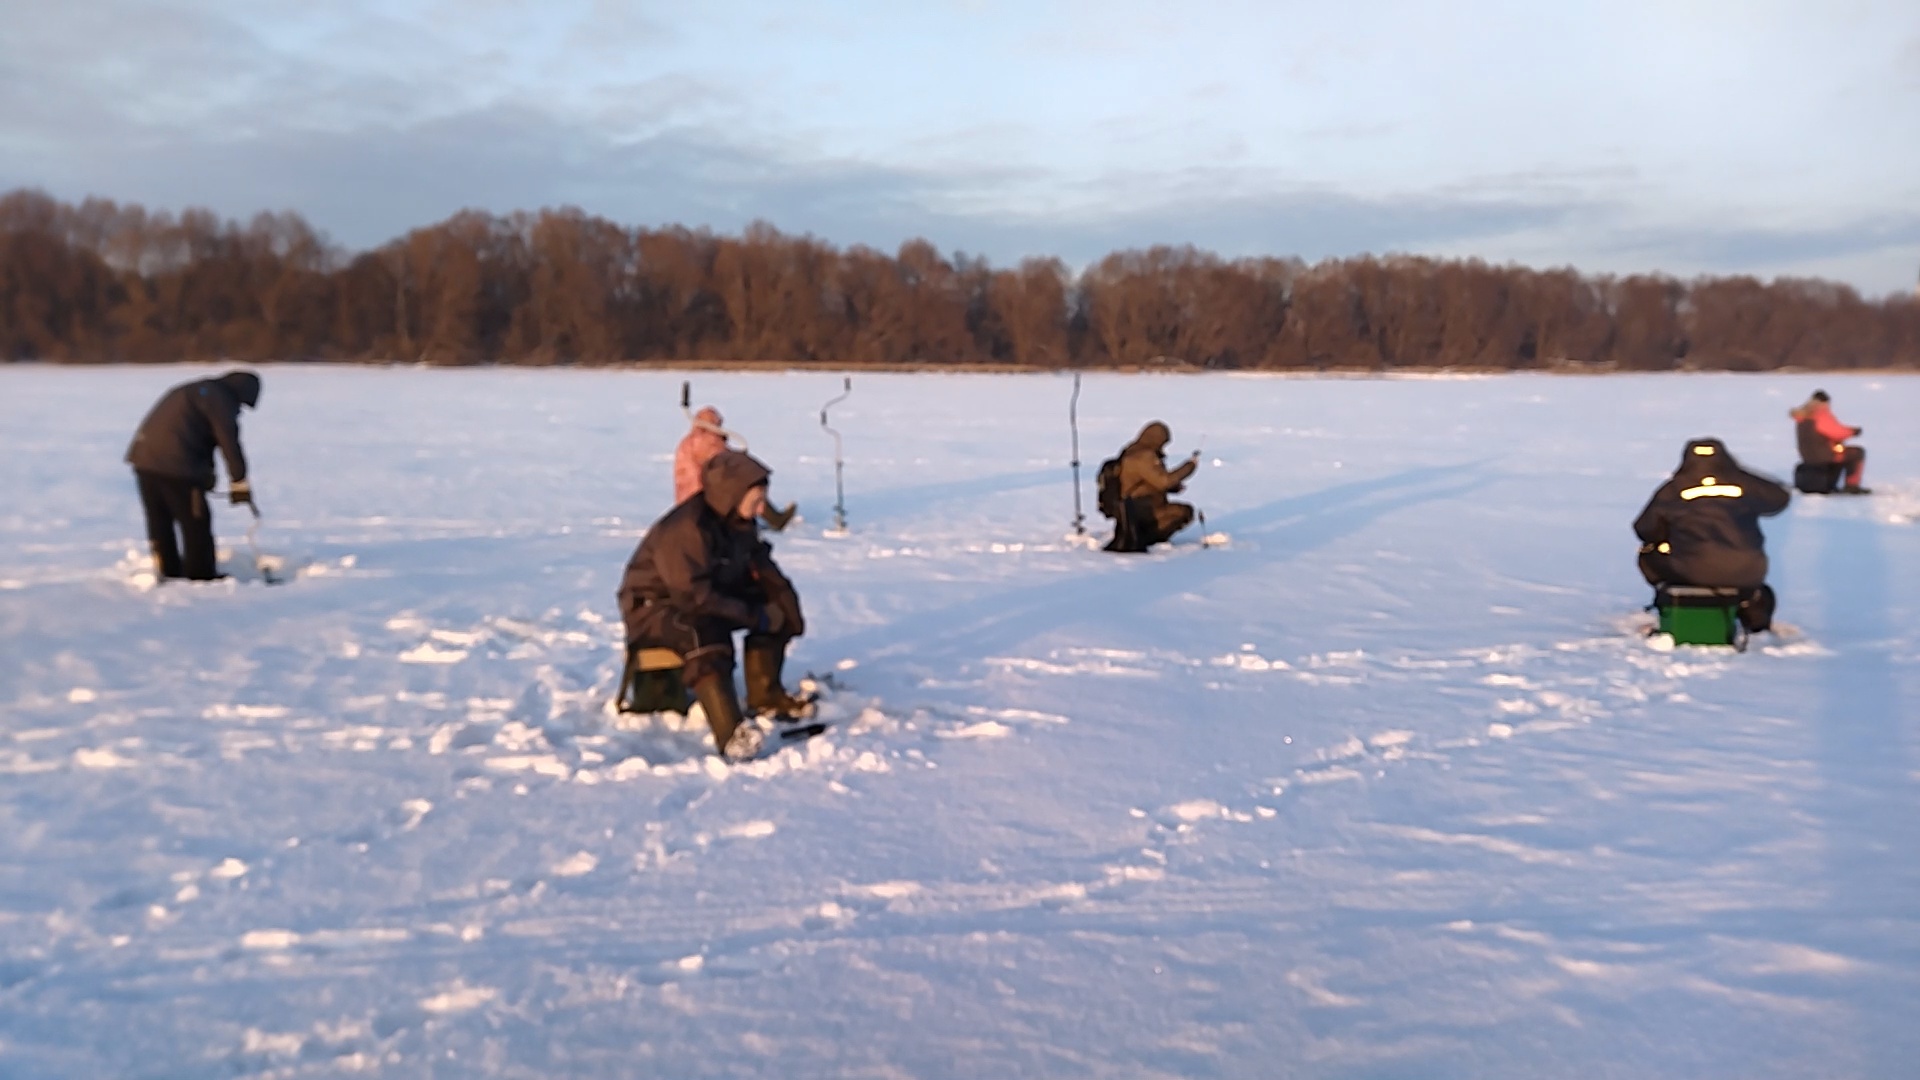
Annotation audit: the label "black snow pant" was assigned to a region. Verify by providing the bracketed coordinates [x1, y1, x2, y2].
[1107, 497, 1195, 553]
[135, 470, 219, 580]
[1638, 549, 1776, 633]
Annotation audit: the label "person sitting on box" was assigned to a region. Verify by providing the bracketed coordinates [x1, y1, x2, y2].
[1633, 438, 1790, 633]
[618, 450, 809, 761]
[1788, 390, 1869, 495]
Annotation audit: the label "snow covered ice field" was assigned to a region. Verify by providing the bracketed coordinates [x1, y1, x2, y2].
[2, 365, 1917, 1079]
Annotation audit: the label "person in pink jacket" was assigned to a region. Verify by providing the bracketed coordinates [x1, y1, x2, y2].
[674, 407, 729, 505]
[1788, 390, 1869, 494]
[674, 406, 796, 528]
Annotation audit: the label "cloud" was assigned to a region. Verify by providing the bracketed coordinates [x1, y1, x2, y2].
[1655, 218, 1920, 270]
[5, 0, 1917, 293]
[0, 89, 1603, 271]
[983, 183, 1602, 269]
[1605, 214, 1920, 286]
[14, 94, 1911, 296]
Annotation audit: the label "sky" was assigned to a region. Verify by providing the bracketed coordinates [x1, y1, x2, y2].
[4, 0, 1919, 294]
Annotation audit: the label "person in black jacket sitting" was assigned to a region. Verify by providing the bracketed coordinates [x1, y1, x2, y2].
[617, 450, 808, 760]
[1632, 438, 1790, 632]
[124, 371, 261, 581]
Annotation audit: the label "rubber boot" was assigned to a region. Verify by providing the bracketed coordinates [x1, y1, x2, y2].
[1738, 585, 1777, 634]
[761, 502, 797, 532]
[744, 642, 810, 718]
[691, 674, 761, 760]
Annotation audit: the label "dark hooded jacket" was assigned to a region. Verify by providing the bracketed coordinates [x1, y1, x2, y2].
[1117, 421, 1196, 503]
[1632, 439, 1790, 588]
[618, 450, 775, 644]
[125, 371, 260, 489]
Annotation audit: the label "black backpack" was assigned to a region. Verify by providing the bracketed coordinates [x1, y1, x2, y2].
[1096, 457, 1123, 520]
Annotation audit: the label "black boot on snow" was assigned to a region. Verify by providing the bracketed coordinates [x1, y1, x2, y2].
[744, 643, 814, 719]
[691, 675, 762, 761]
[1738, 584, 1777, 634]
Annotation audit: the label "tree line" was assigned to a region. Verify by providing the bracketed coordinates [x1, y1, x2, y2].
[3, 188, 1916, 370]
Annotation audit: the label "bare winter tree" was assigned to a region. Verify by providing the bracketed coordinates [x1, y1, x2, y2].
[2, 189, 1915, 370]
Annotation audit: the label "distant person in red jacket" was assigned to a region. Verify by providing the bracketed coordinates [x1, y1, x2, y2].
[1788, 390, 1868, 494]
[674, 406, 729, 505]
[673, 406, 796, 529]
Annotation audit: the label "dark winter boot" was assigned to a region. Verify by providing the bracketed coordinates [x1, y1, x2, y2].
[1738, 584, 1777, 634]
[744, 642, 812, 719]
[690, 675, 761, 760]
[761, 502, 797, 532]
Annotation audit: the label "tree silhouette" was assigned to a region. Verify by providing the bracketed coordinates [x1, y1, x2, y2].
[2, 188, 1915, 371]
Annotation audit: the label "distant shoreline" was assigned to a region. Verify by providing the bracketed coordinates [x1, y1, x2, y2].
[8, 359, 1917, 376]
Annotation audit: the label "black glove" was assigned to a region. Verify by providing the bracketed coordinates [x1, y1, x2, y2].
[229, 480, 253, 506]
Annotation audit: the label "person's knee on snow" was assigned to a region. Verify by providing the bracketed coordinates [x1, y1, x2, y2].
[1102, 498, 1143, 553]
[1153, 501, 1195, 543]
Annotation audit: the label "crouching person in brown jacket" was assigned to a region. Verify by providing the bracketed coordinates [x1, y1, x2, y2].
[618, 450, 809, 760]
[1103, 421, 1199, 553]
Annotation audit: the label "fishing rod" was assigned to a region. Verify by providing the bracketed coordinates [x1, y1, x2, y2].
[820, 377, 852, 532]
[216, 490, 282, 585]
[244, 502, 282, 584]
[1187, 437, 1217, 549]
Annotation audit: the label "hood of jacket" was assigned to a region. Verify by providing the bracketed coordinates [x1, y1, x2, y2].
[220, 370, 261, 408]
[1674, 438, 1738, 481]
[701, 450, 771, 516]
[1133, 421, 1171, 453]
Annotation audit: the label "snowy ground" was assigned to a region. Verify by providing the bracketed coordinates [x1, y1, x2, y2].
[1, 365, 1916, 1079]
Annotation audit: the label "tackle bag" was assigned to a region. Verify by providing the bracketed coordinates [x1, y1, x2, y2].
[1096, 457, 1123, 520]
